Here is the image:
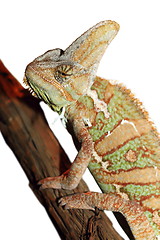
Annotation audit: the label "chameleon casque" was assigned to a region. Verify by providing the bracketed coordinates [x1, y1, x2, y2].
[24, 20, 160, 239]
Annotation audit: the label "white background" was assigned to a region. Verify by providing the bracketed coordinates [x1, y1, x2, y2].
[1, 1, 160, 239]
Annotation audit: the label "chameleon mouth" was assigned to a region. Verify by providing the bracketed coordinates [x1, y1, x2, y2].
[24, 75, 54, 105]
[23, 76, 37, 97]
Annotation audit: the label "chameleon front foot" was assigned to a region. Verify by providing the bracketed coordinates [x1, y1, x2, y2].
[38, 175, 64, 189]
[38, 170, 79, 190]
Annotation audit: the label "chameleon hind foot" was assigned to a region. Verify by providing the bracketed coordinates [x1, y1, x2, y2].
[59, 192, 157, 240]
[59, 192, 95, 210]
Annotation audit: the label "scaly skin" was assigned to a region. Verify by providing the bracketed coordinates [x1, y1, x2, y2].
[24, 20, 160, 239]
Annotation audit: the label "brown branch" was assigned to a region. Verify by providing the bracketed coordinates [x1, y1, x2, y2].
[0, 60, 124, 240]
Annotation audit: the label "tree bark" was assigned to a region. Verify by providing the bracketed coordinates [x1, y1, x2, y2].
[0, 60, 124, 240]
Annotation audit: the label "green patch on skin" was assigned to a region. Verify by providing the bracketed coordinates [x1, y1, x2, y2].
[89, 112, 109, 141]
[88, 161, 101, 170]
[103, 133, 157, 171]
[144, 211, 160, 236]
[98, 183, 116, 193]
[145, 211, 153, 220]
[78, 95, 94, 110]
[121, 183, 160, 201]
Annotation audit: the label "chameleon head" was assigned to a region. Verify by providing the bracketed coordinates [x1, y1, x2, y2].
[24, 48, 85, 112]
[24, 20, 119, 113]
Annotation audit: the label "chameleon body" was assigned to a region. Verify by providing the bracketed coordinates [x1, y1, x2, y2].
[24, 21, 160, 239]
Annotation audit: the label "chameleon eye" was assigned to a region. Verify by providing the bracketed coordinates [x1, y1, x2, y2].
[54, 65, 73, 83]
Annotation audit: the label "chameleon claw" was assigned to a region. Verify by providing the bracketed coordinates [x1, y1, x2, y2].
[58, 198, 70, 209]
[58, 196, 79, 209]
[58, 198, 64, 206]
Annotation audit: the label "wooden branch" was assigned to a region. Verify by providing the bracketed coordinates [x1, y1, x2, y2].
[0, 60, 124, 240]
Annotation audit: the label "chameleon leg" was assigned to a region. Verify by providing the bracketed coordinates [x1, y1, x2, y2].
[59, 192, 156, 240]
[39, 118, 93, 190]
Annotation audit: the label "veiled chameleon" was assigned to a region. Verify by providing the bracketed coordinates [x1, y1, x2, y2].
[24, 20, 160, 240]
